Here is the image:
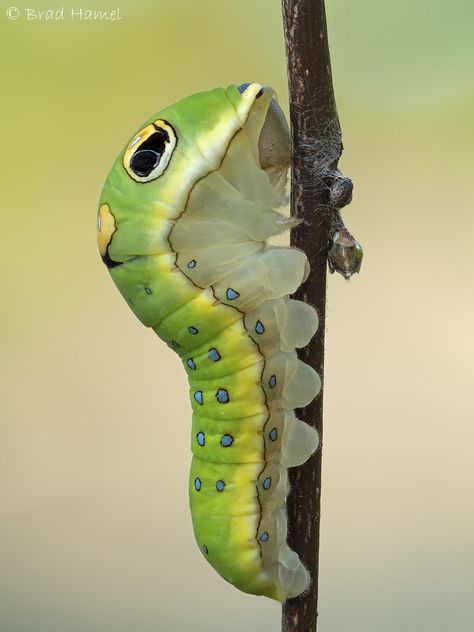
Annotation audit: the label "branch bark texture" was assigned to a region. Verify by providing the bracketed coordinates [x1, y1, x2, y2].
[281, 1, 349, 630]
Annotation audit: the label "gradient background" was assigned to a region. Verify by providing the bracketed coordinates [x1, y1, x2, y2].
[1, 0, 473, 630]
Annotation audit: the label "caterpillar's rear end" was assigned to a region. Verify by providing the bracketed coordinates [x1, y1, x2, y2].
[98, 83, 320, 602]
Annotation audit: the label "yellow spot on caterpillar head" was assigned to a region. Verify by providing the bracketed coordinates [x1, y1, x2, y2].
[97, 203, 116, 257]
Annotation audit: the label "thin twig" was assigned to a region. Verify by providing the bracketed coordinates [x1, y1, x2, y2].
[281, 1, 361, 631]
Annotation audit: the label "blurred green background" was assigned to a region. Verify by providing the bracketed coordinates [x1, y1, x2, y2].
[1, 0, 473, 630]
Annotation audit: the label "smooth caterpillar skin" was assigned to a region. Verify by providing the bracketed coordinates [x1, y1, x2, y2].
[97, 83, 321, 602]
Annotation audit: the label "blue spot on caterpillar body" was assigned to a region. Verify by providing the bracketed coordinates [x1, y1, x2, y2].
[98, 83, 321, 602]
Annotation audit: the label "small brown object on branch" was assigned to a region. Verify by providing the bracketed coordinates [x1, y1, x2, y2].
[328, 227, 363, 278]
[329, 171, 354, 208]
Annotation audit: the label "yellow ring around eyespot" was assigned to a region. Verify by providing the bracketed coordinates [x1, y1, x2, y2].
[97, 203, 116, 257]
[122, 123, 157, 174]
[122, 119, 177, 183]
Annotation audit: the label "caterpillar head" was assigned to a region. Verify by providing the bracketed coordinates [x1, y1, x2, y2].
[97, 83, 290, 267]
[237, 83, 291, 178]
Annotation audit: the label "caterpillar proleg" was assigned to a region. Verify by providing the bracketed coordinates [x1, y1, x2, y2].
[98, 83, 321, 601]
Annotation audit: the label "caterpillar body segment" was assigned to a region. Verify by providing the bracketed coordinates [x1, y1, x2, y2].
[98, 83, 320, 602]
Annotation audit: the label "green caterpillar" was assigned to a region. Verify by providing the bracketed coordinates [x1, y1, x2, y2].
[97, 83, 321, 602]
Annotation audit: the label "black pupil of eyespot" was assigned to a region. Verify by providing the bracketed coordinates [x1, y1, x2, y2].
[130, 128, 169, 177]
[130, 150, 159, 177]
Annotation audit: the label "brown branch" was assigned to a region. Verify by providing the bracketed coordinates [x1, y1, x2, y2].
[281, 1, 361, 631]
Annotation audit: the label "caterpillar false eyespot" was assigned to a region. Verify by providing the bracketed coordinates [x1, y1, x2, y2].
[97, 83, 321, 602]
